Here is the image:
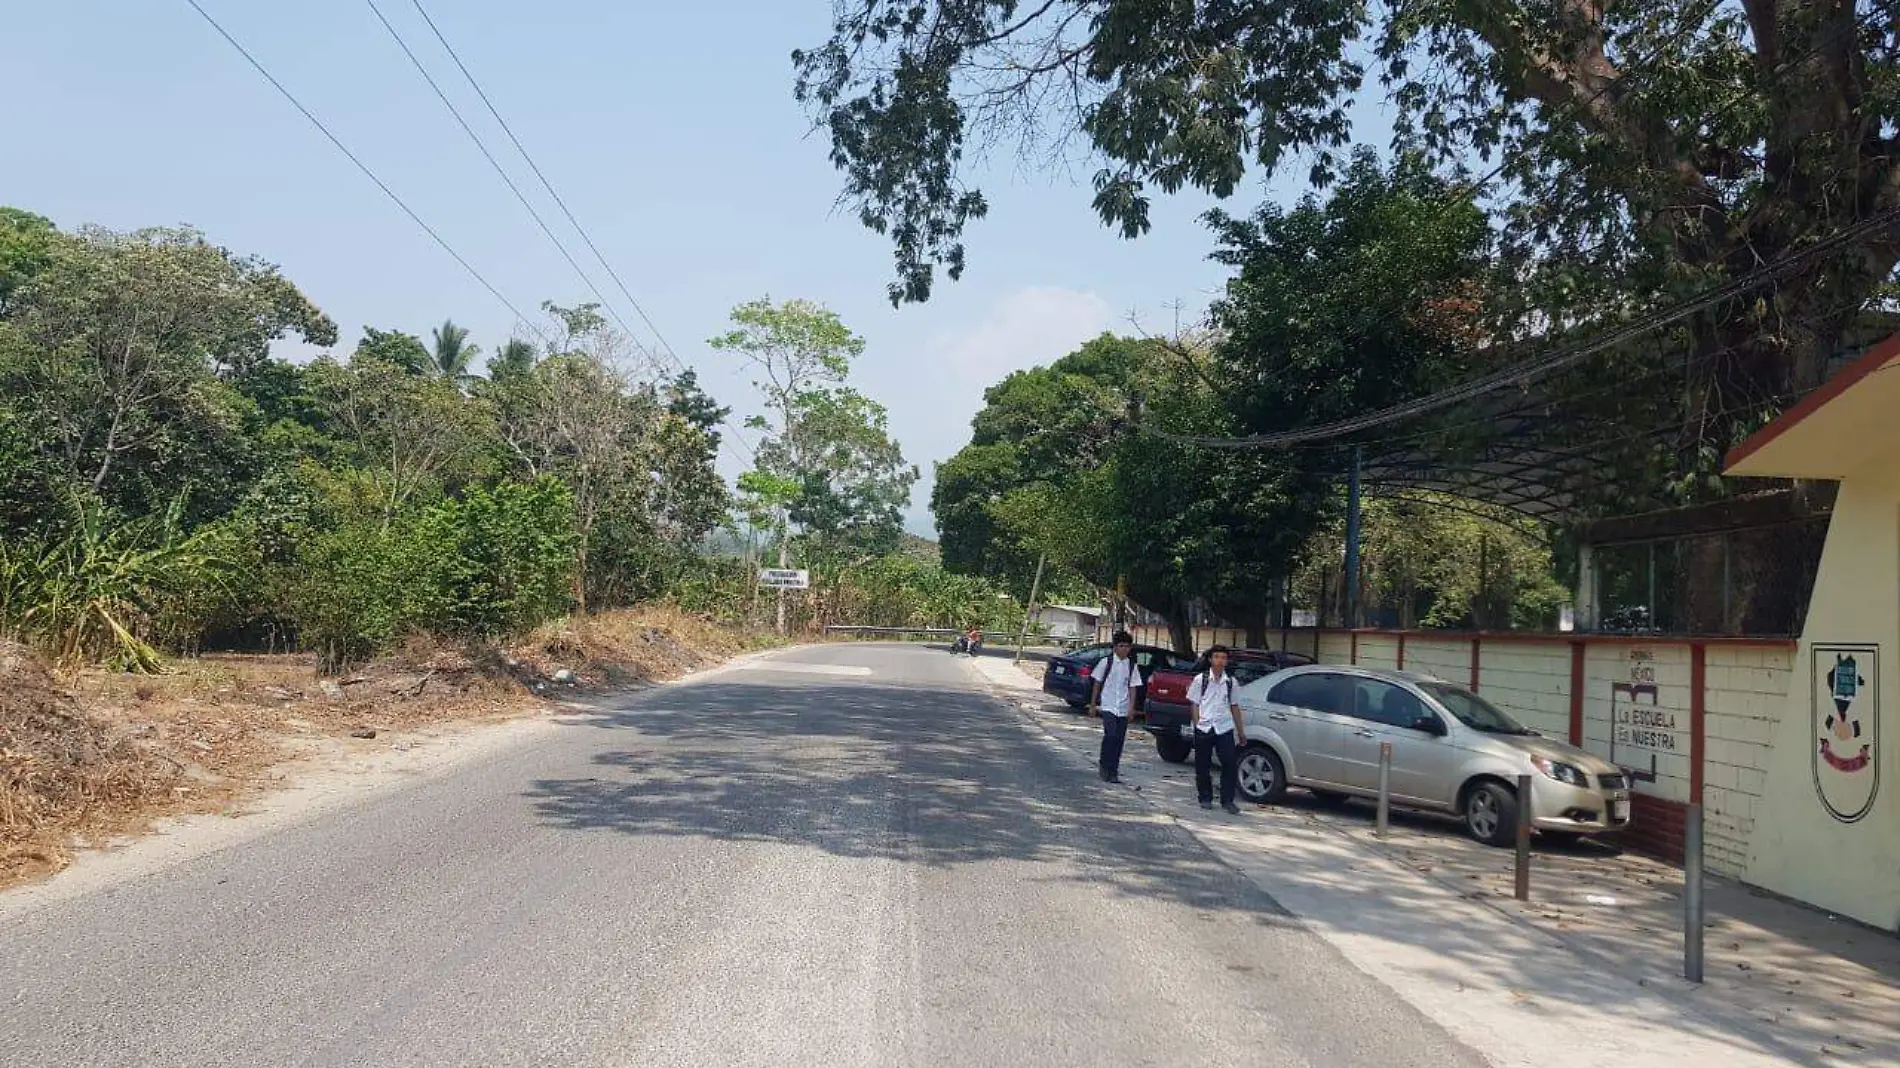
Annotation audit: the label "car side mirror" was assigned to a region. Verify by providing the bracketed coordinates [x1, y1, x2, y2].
[1410, 714, 1447, 736]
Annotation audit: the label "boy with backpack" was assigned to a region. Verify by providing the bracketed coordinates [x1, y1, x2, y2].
[1188, 645, 1246, 813]
[1087, 630, 1143, 783]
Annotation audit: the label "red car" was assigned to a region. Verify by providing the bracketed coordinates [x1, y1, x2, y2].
[1142, 648, 1315, 762]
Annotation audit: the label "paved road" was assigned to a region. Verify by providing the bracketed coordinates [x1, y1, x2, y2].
[2, 644, 1484, 1067]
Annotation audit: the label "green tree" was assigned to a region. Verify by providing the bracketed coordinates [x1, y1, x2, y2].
[0, 224, 334, 518]
[488, 301, 677, 609]
[711, 297, 917, 629]
[1293, 494, 1567, 630]
[353, 327, 433, 376]
[1207, 152, 1493, 431]
[307, 355, 493, 522]
[795, 0, 1900, 451]
[665, 369, 729, 445]
[0, 207, 57, 314]
[653, 371, 733, 549]
[429, 318, 480, 384]
[931, 443, 1028, 582]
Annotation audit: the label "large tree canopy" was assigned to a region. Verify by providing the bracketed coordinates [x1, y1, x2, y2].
[933, 333, 1331, 649]
[796, 0, 1900, 454]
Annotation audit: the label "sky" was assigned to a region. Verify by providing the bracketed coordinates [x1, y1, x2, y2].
[8, 1, 1391, 535]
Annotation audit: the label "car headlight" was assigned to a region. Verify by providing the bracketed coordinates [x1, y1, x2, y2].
[1530, 755, 1588, 787]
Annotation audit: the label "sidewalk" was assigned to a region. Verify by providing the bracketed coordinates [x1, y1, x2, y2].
[962, 652, 1900, 1068]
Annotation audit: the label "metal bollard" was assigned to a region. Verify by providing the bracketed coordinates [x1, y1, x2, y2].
[1375, 741, 1392, 838]
[1514, 773, 1533, 901]
[1685, 803, 1705, 983]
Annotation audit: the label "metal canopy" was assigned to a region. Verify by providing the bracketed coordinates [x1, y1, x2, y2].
[1350, 315, 1900, 524]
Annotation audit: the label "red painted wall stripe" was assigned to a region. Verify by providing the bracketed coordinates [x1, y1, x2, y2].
[1569, 641, 1586, 746]
[1690, 643, 1707, 805]
[1469, 637, 1482, 691]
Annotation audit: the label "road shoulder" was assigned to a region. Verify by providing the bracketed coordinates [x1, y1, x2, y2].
[0, 646, 788, 921]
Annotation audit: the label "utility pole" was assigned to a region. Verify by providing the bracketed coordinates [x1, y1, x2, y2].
[775, 514, 788, 637]
[1013, 552, 1047, 665]
[1345, 445, 1363, 629]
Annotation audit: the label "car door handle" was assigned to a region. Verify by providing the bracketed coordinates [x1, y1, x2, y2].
[1353, 729, 1378, 738]
[1267, 712, 1289, 722]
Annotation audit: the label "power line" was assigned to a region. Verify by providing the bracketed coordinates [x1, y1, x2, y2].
[401, 3, 680, 374]
[401, 0, 762, 465]
[363, 0, 643, 347]
[180, 0, 549, 347]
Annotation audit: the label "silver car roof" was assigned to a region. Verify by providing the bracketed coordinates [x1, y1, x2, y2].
[1276, 663, 1455, 688]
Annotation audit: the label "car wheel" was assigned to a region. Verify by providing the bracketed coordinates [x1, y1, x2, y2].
[1235, 746, 1288, 805]
[1308, 788, 1349, 806]
[1464, 780, 1520, 847]
[1154, 733, 1192, 764]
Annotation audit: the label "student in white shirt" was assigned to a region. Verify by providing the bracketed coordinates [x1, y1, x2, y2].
[1188, 645, 1247, 813]
[1087, 630, 1144, 783]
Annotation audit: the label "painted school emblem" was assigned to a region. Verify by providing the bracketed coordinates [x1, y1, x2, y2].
[1813, 645, 1879, 823]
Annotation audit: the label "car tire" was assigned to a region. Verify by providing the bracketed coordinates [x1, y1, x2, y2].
[1308, 788, 1350, 806]
[1235, 745, 1288, 806]
[1154, 734, 1192, 764]
[1464, 780, 1520, 847]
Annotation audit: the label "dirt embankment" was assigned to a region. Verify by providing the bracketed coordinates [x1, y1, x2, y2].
[1, 608, 767, 888]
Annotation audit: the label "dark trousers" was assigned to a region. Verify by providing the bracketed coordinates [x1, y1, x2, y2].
[1099, 712, 1129, 777]
[1194, 728, 1239, 806]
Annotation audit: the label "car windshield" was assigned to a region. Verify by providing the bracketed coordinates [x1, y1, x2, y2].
[1420, 683, 1534, 735]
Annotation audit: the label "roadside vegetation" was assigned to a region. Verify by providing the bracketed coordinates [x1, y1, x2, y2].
[0, 211, 1017, 884]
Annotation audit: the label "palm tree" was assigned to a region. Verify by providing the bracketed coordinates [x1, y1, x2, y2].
[488, 338, 538, 382]
[430, 319, 480, 385]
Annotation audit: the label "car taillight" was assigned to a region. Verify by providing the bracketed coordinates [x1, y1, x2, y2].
[1077, 665, 1092, 678]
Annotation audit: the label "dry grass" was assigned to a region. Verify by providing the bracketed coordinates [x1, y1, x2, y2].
[0, 606, 774, 889]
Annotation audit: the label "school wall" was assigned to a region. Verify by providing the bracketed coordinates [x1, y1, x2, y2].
[1741, 468, 1900, 931]
[1092, 605, 1898, 927]
[1261, 627, 1795, 880]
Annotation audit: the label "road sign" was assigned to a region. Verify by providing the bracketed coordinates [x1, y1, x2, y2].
[758, 568, 810, 589]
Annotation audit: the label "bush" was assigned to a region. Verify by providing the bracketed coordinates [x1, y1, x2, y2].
[670, 555, 754, 621]
[411, 478, 577, 636]
[283, 478, 578, 671]
[0, 499, 242, 673]
[280, 519, 424, 671]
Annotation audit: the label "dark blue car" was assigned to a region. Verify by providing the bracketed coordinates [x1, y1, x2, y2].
[1041, 643, 1194, 711]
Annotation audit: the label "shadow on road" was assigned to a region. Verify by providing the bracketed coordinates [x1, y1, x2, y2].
[526, 678, 1293, 925]
[526, 668, 1894, 1067]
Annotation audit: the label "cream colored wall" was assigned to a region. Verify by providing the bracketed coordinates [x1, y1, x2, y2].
[1704, 645, 1794, 876]
[1316, 631, 1354, 664]
[1281, 629, 1323, 661]
[1472, 642, 1573, 741]
[1746, 469, 1900, 931]
[1355, 634, 1401, 669]
[1403, 638, 1469, 685]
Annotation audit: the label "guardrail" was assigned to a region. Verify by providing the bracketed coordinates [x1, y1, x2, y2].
[822, 625, 1088, 649]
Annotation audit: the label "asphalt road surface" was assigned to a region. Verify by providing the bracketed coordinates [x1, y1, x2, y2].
[2, 643, 1485, 1067]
